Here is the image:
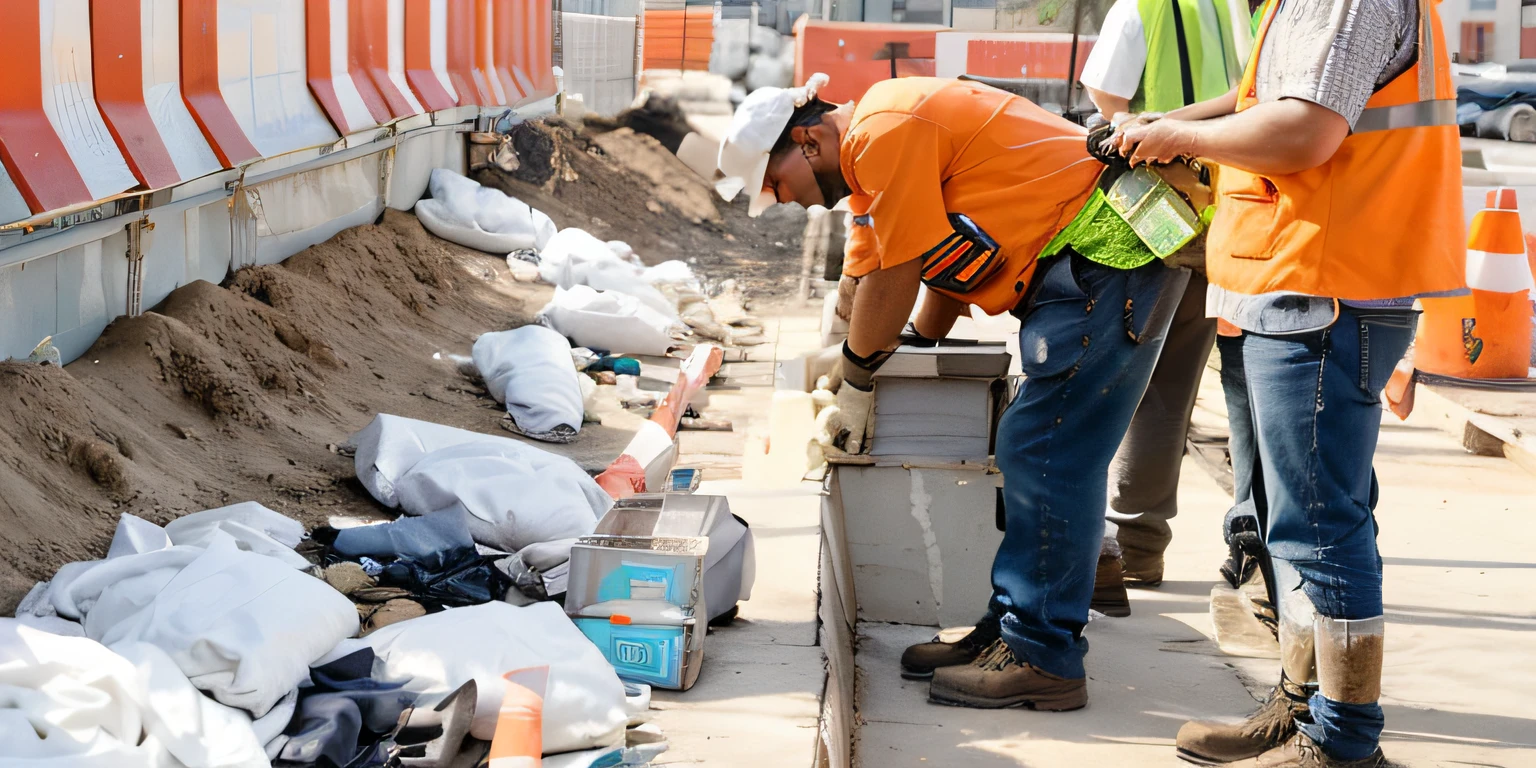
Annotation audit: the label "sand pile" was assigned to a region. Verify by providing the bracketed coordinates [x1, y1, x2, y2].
[478, 119, 808, 299]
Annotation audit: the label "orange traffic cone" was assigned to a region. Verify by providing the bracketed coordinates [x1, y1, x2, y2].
[1417, 188, 1536, 380]
[488, 666, 549, 767]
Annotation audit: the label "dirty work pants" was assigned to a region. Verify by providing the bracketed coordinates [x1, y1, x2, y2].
[1226, 307, 1415, 760]
[990, 252, 1184, 680]
[1106, 273, 1217, 563]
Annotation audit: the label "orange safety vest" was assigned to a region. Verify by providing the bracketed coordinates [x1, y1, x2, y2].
[1205, 0, 1466, 301]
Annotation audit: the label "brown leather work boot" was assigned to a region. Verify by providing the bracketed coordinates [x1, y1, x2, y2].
[899, 613, 1000, 680]
[1120, 547, 1164, 587]
[1092, 553, 1132, 617]
[928, 639, 1087, 711]
[1256, 732, 1388, 768]
[1176, 676, 1310, 765]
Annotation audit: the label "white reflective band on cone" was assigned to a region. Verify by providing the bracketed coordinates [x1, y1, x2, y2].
[1314, 615, 1385, 705]
[1465, 249, 1536, 293]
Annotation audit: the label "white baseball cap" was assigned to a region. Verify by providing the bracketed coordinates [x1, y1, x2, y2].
[716, 73, 832, 217]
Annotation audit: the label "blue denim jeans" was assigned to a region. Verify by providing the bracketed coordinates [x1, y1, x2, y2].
[1228, 306, 1415, 760]
[989, 252, 1185, 680]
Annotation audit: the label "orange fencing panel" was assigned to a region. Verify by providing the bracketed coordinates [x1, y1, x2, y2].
[794, 19, 947, 104]
[643, 4, 713, 71]
[493, 0, 536, 103]
[309, 0, 388, 134]
[405, 0, 462, 110]
[934, 31, 1095, 81]
[354, 0, 428, 118]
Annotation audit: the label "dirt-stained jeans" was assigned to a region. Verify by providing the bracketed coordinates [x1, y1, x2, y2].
[1228, 306, 1415, 760]
[989, 252, 1185, 680]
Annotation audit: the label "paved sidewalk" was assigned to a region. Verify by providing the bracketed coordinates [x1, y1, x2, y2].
[853, 372, 1536, 767]
[650, 308, 830, 766]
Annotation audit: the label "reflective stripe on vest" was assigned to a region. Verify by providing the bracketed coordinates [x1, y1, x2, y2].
[1354, 99, 1458, 133]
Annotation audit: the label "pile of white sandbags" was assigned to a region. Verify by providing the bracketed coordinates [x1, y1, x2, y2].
[415, 168, 557, 254]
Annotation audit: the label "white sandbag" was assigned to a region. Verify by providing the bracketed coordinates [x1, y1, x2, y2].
[643, 259, 698, 286]
[393, 440, 611, 552]
[416, 199, 537, 255]
[317, 602, 631, 753]
[537, 228, 621, 285]
[351, 414, 509, 509]
[472, 326, 584, 438]
[579, 260, 677, 318]
[539, 286, 679, 356]
[0, 620, 269, 768]
[164, 502, 310, 569]
[415, 168, 555, 254]
[55, 534, 358, 717]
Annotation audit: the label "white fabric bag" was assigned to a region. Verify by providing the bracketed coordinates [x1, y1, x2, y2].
[414, 168, 555, 254]
[317, 602, 632, 754]
[54, 534, 358, 717]
[393, 440, 611, 552]
[538, 229, 676, 318]
[351, 414, 508, 509]
[539, 286, 679, 356]
[472, 326, 584, 439]
[0, 620, 270, 768]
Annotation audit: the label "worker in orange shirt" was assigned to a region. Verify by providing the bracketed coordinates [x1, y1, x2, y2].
[1112, 0, 1464, 763]
[715, 73, 1195, 709]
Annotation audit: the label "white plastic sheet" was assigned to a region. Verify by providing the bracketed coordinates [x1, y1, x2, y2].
[414, 168, 556, 254]
[0, 620, 270, 768]
[539, 285, 679, 356]
[49, 526, 357, 717]
[394, 440, 610, 552]
[317, 602, 631, 754]
[472, 326, 584, 438]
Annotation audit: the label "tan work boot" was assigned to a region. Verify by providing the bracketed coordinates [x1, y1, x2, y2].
[1121, 547, 1164, 588]
[1092, 552, 1132, 617]
[1255, 732, 1387, 768]
[900, 613, 1000, 680]
[928, 639, 1087, 711]
[1175, 675, 1310, 765]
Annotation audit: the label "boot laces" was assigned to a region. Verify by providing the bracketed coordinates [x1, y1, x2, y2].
[1243, 684, 1302, 743]
[973, 639, 1018, 672]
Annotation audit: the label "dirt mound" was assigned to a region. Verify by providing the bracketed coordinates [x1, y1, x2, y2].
[478, 120, 808, 299]
[0, 211, 550, 612]
[587, 92, 694, 153]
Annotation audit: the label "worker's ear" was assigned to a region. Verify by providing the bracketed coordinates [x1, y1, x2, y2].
[790, 125, 819, 156]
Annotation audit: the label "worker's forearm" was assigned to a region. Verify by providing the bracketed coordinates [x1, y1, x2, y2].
[1165, 87, 1238, 122]
[1185, 99, 1348, 176]
[1086, 87, 1131, 121]
[844, 259, 922, 387]
[912, 289, 967, 340]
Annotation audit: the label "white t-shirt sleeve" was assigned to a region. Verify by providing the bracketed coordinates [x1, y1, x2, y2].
[1078, 0, 1147, 101]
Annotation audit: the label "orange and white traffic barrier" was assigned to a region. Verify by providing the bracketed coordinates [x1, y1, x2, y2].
[405, 0, 463, 111]
[0, 0, 139, 214]
[934, 32, 1096, 82]
[488, 666, 547, 767]
[180, 0, 262, 167]
[512, 0, 557, 103]
[352, 0, 428, 120]
[309, 0, 389, 134]
[597, 344, 724, 499]
[1417, 188, 1535, 380]
[447, 0, 496, 107]
[90, 0, 222, 190]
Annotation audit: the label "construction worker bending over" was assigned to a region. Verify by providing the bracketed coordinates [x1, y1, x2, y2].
[715, 73, 1193, 710]
[1113, 0, 1464, 763]
[1075, 0, 1251, 613]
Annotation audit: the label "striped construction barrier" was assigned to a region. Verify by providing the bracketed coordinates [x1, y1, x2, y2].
[0, 0, 558, 222]
[643, 1, 714, 72]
